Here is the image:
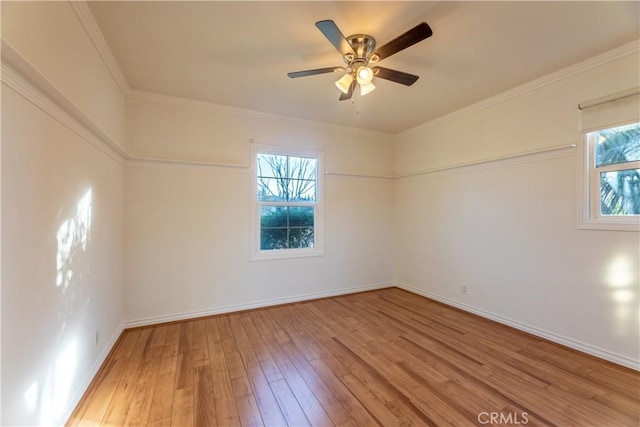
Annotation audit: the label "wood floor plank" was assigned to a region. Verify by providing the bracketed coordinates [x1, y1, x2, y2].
[211, 368, 241, 426]
[239, 313, 284, 383]
[323, 338, 438, 426]
[67, 357, 128, 426]
[245, 366, 288, 427]
[170, 387, 194, 427]
[269, 379, 312, 427]
[333, 337, 467, 426]
[279, 340, 355, 426]
[148, 369, 177, 422]
[339, 373, 403, 426]
[123, 350, 162, 426]
[101, 331, 147, 426]
[222, 336, 264, 426]
[259, 310, 335, 426]
[194, 365, 217, 427]
[308, 358, 383, 427]
[68, 289, 640, 427]
[192, 319, 209, 368]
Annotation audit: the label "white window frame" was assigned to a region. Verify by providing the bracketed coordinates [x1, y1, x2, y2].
[578, 121, 640, 231]
[250, 144, 325, 260]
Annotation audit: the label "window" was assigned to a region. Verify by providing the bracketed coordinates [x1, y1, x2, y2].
[589, 123, 640, 215]
[251, 145, 324, 259]
[578, 90, 639, 231]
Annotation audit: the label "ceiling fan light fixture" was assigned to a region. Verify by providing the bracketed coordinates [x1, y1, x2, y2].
[356, 66, 374, 85]
[359, 81, 376, 96]
[288, 20, 432, 101]
[335, 73, 354, 94]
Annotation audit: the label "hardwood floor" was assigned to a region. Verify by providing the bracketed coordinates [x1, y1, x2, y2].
[67, 288, 640, 426]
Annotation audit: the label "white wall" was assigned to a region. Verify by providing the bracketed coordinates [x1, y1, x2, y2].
[1, 2, 125, 425]
[123, 95, 395, 324]
[2, 6, 638, 427]
[394, 45, 640, 368]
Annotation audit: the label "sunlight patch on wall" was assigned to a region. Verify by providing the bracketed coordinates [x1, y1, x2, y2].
[53, 340, 77, 420]
[56, 189, 92, 288]
[23, 382, 39, 413]
[22, 339, 78, 426]
[17, 189, 95, 425]
[604, 254, 638, 337]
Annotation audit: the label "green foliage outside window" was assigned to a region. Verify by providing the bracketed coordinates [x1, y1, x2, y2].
[260, 206, 314, 250]
[594, 123, 640, 215]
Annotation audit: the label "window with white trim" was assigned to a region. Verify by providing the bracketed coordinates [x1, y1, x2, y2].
[579, 90, 639, 231]
[251, 145, 324, 260]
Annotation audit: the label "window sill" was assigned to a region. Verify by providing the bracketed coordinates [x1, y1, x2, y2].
[578, 217, 639, 232]
[250, 249, 325, 262]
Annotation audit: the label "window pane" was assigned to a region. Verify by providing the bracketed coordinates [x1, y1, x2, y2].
[288, 179, 316, 202]
[257, 153, 316, 202]
[600, 169, 640, 215]
[260, 206, 287, 227]
[594, 123, 640, 167]
[260, 206, 315, 250]
[288, 206, 314, 227]
[288, 226, 314, 249]
[257, 178, 287, 201]
[257, 154, 288, 178]
[288, 156, 317, 181]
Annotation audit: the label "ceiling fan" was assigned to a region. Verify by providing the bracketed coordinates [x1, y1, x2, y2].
[288, 20, 433, 101]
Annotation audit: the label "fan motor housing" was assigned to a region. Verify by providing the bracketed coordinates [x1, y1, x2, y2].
[345, 34, 377, 63]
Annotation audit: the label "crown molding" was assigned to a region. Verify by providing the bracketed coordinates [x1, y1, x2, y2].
[1, 43, 127, 163]
[128, 89, 394, 139]
[399, 39, 640, 138]
[69, 0, 131, 96]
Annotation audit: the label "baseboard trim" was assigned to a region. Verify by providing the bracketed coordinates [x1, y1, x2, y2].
[123, 282, 394, 328]
[395, 282, 640, 371]
[63, 322, 125, 424]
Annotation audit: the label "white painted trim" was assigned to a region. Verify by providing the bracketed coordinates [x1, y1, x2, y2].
[62, 322, 124, 425]
[69, 1, 131, 96]
[126, 157, 249, 170]
[579, 87, 640, 110]
[399, 39, 640, 137]
[396, 144, 576, 179]
[129, 89, 393, 139]
[325, 171, 394, 180]
[126, 159, 399, 181]
[395, 282, 640, 371]
[1, 43, 127, 163]
[124, 282, 394, 328]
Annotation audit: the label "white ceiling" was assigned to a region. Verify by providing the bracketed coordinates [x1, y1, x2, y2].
[88, 1, 639, 134]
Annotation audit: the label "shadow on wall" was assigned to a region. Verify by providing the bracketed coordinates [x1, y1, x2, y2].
[20, 188, 92, 426]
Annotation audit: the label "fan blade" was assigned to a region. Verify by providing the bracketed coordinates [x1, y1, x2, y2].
[287, 67, 342, 78]
[316, 20, 355, 56]
[339, 80, 356, 101]
[372, 22, 432, 61]
[373, 67, 419, 86]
